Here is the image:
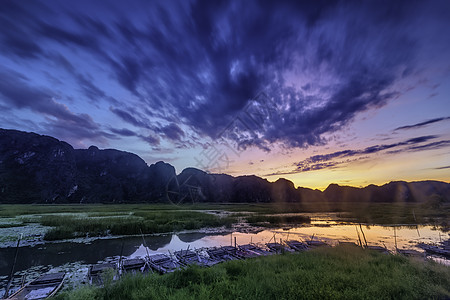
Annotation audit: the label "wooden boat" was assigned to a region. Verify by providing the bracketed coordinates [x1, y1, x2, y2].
[238, 244, 272, 256]
[7, 272, 65, 300]
[121, 258, 148, 274]
[366, 245, 390, 254]
[266, 242, 295, 253]
[174, 249, 219, 267]
[305, 240, 330, 248]
[286, 240, 308, 251]
[338, 241, 359, 247]
[88, 262, 117, 285]
[221, 246, 259, 259]
[206, 247, 240, 262]
[147, 254, 184, 274]
[417, 243, 450, 258]
[396, 249, 424, 257]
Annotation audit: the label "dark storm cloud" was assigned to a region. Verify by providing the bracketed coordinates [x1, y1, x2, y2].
[139, 134, 160, 146]
[394, 117, 450, 131]
[267, 135, 445, 175]
[109, 107, 152, 130]
[108, 127, 160, 147]
[158, 123, 185, 141]
[305, 135, 438, 163]
[1, 0, 449, 149]
[0, 1, 44, 59]
[54, 54, 108, 103]
[435, 166, 450, 170]
[0, 69, 111, 145]
[37, 21, 100, 52]
[405, 140, 450, 152]
[110, 128, 137, 137]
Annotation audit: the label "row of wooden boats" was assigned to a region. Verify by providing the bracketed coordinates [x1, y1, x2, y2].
[86, 239, 325, 285]
[417, 239, 450, 258]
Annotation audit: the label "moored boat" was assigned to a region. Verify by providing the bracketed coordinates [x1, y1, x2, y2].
[147, 254, 184, 274]
[221, 246, 259, 259]
[396, 249, 424, 257]
[238, 244, 272, 256]
[206, 247, 240, 262]
[338, 241, 359, 247]
[286, 240, 309, 251]
[121, 258, 148, 274]
[7, 272, 65, 300]
[88, 262, 117, 285]
[365, 245, 390, 254]
[266, 242, 295, 253]
[174, 249, 219, 267]
[417, 243, 450, 258]
[305, 240, 330, 248]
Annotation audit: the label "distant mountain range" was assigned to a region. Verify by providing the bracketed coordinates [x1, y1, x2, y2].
[0, 128, 449, 204]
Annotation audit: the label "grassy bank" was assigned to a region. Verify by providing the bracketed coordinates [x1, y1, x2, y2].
[246, 214, 311, 227]
[56, 246, 450, 300]
[1, 203, 448, 241]
[42, 211, 237, 240]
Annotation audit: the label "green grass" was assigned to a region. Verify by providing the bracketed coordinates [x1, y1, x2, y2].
[0, 222, 23, 228]
[55, 246, 450, 300]
[1, 202, 448, 241]
[41, 211, 237, 241]
[0, 204, 190, 217]
[246, 214, 311, 227]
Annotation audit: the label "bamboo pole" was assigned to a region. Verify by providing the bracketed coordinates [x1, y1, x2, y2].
[413, 210, 420, 237]
[356, 226, 362, 247]
[118, 238, 124, 277]
[394, 226, 397, 250]
[3, 234, 22, 299]
[139, 229, 153, 274]
[359, 224, 368, 247]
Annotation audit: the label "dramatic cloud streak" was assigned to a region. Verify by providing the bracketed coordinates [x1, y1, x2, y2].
[394, 117, 450, 131]
[267, 135, 450, 175]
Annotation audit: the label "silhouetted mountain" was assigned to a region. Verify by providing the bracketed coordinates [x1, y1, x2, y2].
[0, 129, 449, 204]
[0, 129, 175, 203]
[321, 181, 450, 203]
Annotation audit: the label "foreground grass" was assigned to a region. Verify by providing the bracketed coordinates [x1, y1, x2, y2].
[56, 246, 450, 300]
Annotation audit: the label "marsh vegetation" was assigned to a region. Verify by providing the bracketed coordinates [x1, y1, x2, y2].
[0, 202, 448, 243]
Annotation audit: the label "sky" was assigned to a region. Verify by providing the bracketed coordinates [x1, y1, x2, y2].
[0, 0, 449, 190]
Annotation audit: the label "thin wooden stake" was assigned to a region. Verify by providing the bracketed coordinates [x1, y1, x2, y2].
[118, 238, 124, 277]
[394, 226, 397, 250]
[359, 224, 368, 247]
[356, 226, 363, 247]
[139, 229, 153, 273]
[3, 234, 22, 299]
[413, 210, 420, 237]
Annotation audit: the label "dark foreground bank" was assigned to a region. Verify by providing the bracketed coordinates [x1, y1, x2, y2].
[55, 245, 450, 300]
